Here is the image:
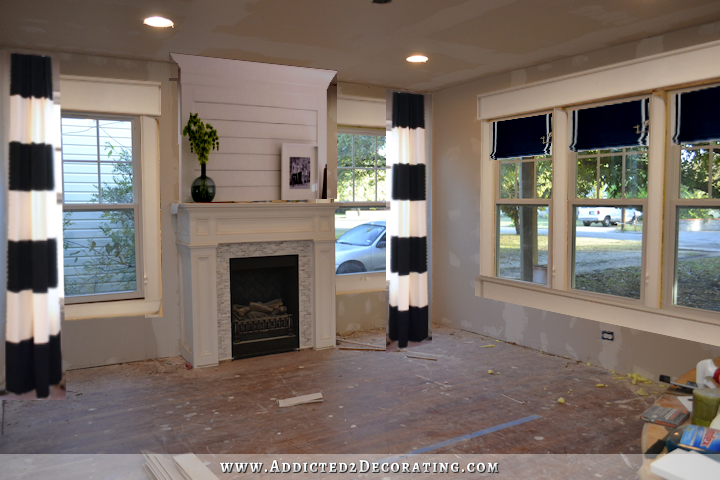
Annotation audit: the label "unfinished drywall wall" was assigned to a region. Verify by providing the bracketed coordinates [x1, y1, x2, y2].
[432, 21, 720, 380]
[56, 53, 182, 370]
[336, 291, 386, 334]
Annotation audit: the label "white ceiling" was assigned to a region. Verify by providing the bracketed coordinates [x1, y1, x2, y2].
[3, 0, 720, 91]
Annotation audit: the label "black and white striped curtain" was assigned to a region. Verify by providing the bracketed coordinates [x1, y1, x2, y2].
[387, 92, 428, 348]
[5, 53, 62, 397]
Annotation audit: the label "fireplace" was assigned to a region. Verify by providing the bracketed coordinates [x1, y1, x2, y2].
[230, 255, 300, 359]
[175, 202, 337, 368]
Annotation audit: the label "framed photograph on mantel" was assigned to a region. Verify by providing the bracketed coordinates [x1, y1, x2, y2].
[281, 143, 318, 200]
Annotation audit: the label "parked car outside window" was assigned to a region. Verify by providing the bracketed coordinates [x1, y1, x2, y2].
[335, 221, 386, 274]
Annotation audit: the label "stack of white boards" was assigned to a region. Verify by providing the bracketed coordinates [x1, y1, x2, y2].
[650, 449, 720, 480]
[142, 452, 218, 480]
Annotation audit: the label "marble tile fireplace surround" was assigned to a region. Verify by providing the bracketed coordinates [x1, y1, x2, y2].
[174, 203, 337, 368]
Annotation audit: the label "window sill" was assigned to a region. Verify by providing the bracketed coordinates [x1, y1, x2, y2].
[65, 298, 162, 320]
[475, 275, 720, 346]
[336, 271, 386, 294]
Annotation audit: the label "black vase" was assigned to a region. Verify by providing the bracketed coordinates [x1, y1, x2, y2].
[191, 163, 216, 202]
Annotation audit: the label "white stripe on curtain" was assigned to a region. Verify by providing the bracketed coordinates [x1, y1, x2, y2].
[387, 272, 429, 310]
[8, 96, 55, 143]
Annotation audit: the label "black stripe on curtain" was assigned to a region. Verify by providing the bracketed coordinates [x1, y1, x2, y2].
[7, 239, 59, 293]
[491, 113, 552, 160]
[672, 85, 720, 144]
[392, 92, 425, 129]
[5, 333, 63, 397]
[9, 142, 55, 191]
[390, 236, 427, 275]
[391, 163, 426, 201]
[10, 53, 53, 99]
[388, 306, 429, 347]
[570, 98, 649, 151]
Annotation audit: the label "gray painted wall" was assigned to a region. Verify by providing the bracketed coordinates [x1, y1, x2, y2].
[57, 54, 182, 370]
[431, 21, 720, 380]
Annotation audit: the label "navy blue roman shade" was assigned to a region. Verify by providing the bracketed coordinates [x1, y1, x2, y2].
[491, 113, 552, 160]
[570, 99, 649, 152]
[672, 85, 720, 144]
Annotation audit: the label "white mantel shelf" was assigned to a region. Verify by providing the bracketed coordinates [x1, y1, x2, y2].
[173, 202, 338, 246]
[173, 201, 337, 368]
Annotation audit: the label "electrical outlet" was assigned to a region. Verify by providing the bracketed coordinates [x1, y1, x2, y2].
[601, 331, 614, 341]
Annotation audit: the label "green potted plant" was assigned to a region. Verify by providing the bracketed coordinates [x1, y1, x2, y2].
[183, 113, 220, 202]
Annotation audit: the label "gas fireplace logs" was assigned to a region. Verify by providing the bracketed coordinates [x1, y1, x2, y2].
[232, 299, 294, 341]
[233, 299, 287, 320]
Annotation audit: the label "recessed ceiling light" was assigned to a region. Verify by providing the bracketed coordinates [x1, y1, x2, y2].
[372, 0, 392, 3]
[144, 16, 174, 28]
[406, 55, 428, 63]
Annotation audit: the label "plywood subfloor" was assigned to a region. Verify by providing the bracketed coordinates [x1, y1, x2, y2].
[0, 324, 662, 455]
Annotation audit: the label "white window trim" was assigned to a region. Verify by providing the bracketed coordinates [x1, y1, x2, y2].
[60, 75, 162, 320]
[336, 127, 387, 203]
[334, 127, 389, 294]
[662, 90, 720, 318]
[476, 41, 720, 347]
[62, 113, 144, 304]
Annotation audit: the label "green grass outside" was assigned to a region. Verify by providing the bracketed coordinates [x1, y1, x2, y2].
[500, 216, 549, 229]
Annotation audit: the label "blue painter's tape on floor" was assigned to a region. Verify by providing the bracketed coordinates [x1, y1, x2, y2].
[381, 414, 542, 462]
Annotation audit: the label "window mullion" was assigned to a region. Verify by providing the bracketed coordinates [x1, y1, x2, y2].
[96, 119, 102, 204]
[351, 135, 355, 202]
[374, 136, 378, 202]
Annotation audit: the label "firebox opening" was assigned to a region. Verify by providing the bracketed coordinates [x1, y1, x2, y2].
[230, 255, 300, 359]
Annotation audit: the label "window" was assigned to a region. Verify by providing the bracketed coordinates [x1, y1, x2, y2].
[668, 141, 720, 313]
[337, 131, 387, 202]
[475, 45, 720, 341]
[571, 146, 647, 300]
[335, 129, 388, 279]
[496, 156, 552, 284]
[61, 115, 143, 303]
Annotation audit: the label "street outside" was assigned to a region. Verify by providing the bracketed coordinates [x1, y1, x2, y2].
[498, 216, 720, 309]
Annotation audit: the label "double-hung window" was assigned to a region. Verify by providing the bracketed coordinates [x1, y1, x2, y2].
[335, 129, 388, 276]
[568, 98, 650, 301]
[665, 84, 720, 314]
[492, 113, 553, 285]
[61, 115, 143, 303]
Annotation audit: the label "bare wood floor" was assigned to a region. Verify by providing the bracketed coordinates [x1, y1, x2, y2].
[0, 324, 662, 455]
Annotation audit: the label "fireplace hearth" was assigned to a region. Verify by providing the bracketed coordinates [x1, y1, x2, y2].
[230, 255, 300, 359]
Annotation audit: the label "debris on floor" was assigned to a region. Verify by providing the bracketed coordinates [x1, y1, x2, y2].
[336, 338, 384, 350]
[278, 392, 323, 408]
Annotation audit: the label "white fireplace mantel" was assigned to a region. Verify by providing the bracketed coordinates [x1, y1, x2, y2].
[173, 202, 337, 368]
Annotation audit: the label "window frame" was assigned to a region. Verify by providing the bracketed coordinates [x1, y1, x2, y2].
[61, 112, 145, 304]
[568, 143, 649, 305]
[494, 153, 554, 287]
[336, 127, 387, 203]
[59, 75, 162, 320]
[334, 127, 389, 293]
[662, 121, 720, 320]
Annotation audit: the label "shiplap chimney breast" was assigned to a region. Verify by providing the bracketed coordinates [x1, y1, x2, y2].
[171, 54, 336, 202]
